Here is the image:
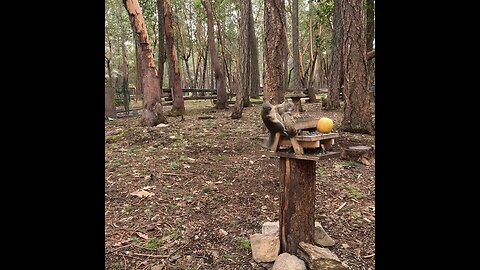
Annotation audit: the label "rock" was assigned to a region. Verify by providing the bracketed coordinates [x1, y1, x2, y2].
[298, 242, 349, 270]
[151, 265, 163, 270]
[272, 253, 307, 270]
[262, 221, 279, 236]
[314, 222, 335, 247]
[250, 233, 280, 263]
[218, 228, 228, 236]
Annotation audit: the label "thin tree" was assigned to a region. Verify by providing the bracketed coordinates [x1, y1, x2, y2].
[264, 0, 287, 104]
[176, 11, 193, 88]
[325, 0, 343, 110]
[201, 0, 228, 109]
[305, 2, 318, 103]
[249, 4, 261, 99]
[282, 6, 289, 91]
[291, 0, 303, 91]
[340, 0, 374, 134]
[115, 0, 130, 115]
[105, 25, 117, 119]
[164, 0, 185, 115]
[156, 0, 166, 99]
[215, 19, 233, 96]
[231, 0, 251, 119]
[134, 34, 143, 102]
[123, 0, 167, 126]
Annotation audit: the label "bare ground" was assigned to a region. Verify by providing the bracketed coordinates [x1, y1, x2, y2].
[105, 101, 375, 270]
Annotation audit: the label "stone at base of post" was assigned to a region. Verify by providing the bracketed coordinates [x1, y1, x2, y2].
[279, 157, 316, 255]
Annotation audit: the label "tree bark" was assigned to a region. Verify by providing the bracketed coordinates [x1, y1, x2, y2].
[164, 0, 185, 115]
[279, 157, 316, 254]
[231, 0, 251, 119]
[366, 0, 375, 91]
[134, 34, 143, 102]
[264, 0, 287, 105]
[340, 0, 374, 134]
[201, 0, 228, 109]
[123, 0, 167, 126]
[325, 0, 343, 110]
[367, 50, 375, 60]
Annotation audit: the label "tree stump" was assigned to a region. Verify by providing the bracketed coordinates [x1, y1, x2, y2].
[279, 157, 316, 254]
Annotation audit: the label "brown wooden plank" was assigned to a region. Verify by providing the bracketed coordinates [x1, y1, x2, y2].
[296, 133, 340, 141]
[289, 137, 304, 155]
[294, 119, 320, 130]
[271, 133, 282, 152]
[164, 95, 217, 101]
[272, 151, 340, 161]
[280, 139, 320, 149]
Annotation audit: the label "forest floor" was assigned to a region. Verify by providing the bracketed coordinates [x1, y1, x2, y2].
[105, 100, 375, 270]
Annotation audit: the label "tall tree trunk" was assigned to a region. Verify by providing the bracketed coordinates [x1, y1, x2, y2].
[114, 0, 130, 114]
[316, 54, 323, 89]
[325, 0, 343, 110]
[291, 0, 303, 91]
[231, 0, 251, 119]
[201, 0, 228, 109]
[215, 19, 233, 97]
[176, 21, 193, 88]
[105, 26, 117, 119]
[157, 0, 166, 98]
[305, 4, 318, 103]
[264, 0, 287, 105]
[134, 35, 143, 102]
[164, 0, 185, 115]
[201, 44, 208, 89]
[210, 58, 214, 90]
[366, 0, 375, 94]
[194, 48, 202, 89]
[340, 0, 374, 134]
[283, 9, 289, 91]
[249, 3, 261, 99]
[123, 0, 167, 126]
[121, 34, 130, 114]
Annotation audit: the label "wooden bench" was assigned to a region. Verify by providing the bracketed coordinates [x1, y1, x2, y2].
[161, 88, 250, 106]
[160, 88, 218, 105]
[285, 91, 308, 115]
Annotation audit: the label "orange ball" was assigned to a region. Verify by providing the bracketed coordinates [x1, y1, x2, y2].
[317, 117, 334, 133]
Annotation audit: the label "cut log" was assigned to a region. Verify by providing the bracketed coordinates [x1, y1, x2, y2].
[341, 146, 375, 166]
[279, 158, 316, 254]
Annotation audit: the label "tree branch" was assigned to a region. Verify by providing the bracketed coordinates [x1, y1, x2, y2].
[367, 50, 375, 60]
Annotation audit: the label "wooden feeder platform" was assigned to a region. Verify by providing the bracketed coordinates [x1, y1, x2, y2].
[267, 118, 340, 159]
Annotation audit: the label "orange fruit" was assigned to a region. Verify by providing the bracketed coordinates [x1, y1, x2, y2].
[317, 117, 334, 133]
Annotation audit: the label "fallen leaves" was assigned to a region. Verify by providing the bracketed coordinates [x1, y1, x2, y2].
[136, 231, 149, 240]
[130, 190, 155, 198]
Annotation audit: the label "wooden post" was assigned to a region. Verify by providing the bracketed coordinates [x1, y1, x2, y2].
[279, 157, 316, 254]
